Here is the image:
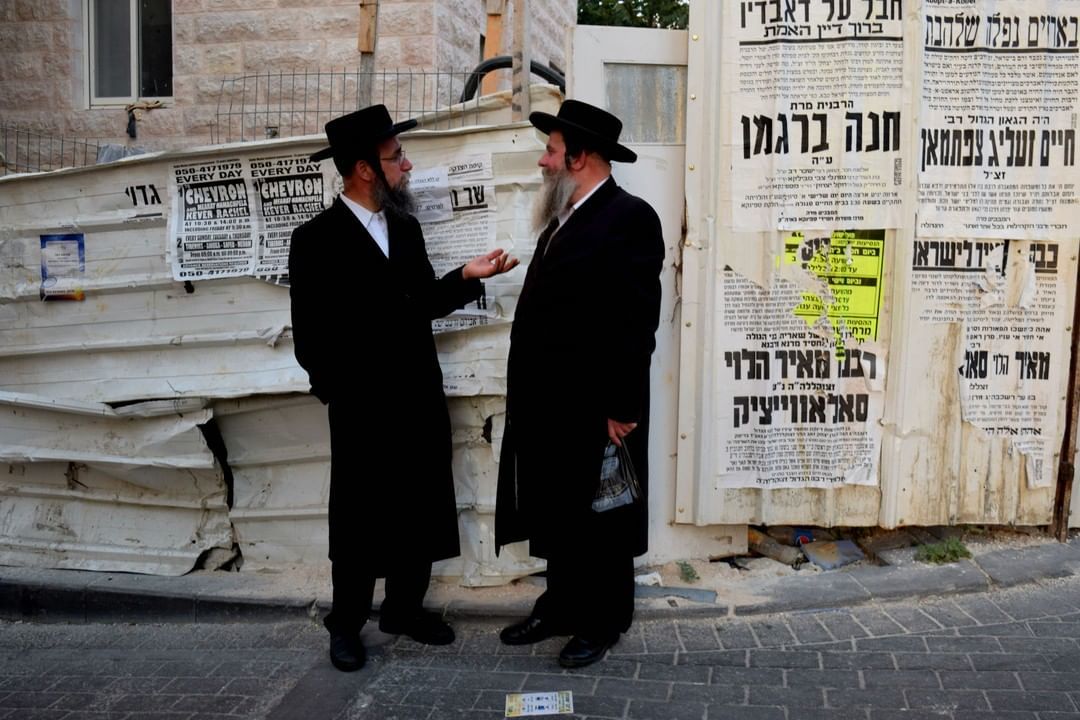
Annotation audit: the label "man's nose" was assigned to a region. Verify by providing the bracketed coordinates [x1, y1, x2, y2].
[402, 156, 413, 172]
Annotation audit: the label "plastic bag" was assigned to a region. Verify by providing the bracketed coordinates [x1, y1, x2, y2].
[592, 438, 641, 513]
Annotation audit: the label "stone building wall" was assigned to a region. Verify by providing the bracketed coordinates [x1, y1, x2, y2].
[0, 0, 575, 159]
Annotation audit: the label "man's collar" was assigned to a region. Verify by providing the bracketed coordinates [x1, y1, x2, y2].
[340, 193, 380, 226]
[571, 175, 611, 212]
[557, 175, 611, 228]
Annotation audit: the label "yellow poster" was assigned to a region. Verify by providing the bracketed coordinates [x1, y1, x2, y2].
[784, 229, 885, 346]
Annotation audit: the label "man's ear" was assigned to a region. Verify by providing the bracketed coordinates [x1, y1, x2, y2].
[567, 150, 589, 172]
[354, 159, 375, 182]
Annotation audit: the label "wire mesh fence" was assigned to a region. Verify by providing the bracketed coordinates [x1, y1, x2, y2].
[0, 124, 102, 177]
[211, 68, 495, 144]
[0, 66, 559, 176]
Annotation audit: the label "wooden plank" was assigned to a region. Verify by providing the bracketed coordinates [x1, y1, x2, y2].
[481, 8, 505, 96]
[357, 0, 377, 54]
[510, 0, 530, 121]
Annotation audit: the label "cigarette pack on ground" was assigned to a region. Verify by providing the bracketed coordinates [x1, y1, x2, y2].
[504, 690, 573, 717]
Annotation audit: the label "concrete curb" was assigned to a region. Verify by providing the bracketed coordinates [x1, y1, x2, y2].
[3, 539, 1080, 624]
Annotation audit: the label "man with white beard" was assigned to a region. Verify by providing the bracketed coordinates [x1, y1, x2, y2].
[289, 105, 517, 672]
[495, 100, 665, 668]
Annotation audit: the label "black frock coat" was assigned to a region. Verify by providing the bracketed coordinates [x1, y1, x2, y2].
[289, 197, 482, 573]
[495, 178, 665, 559]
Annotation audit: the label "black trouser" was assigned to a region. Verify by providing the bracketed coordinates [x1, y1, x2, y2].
[323, 559, 432, 636]
[532, 540, 635, 641]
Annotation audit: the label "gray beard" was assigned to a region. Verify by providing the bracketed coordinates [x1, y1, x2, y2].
[532, 168, 577, 234]
[374, 173, 417, 216]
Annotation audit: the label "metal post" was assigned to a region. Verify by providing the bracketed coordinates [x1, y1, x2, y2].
[1052, 258, 1080, 540]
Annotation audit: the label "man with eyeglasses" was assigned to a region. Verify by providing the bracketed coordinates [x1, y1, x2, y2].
[289, 104, 517, 672]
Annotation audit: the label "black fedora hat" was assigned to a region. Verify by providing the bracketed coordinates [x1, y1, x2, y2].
[529, 99, 637, 163]
[310, 104, 417, 163]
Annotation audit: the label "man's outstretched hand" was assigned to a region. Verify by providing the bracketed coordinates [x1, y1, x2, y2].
[463, 249, 519, 279]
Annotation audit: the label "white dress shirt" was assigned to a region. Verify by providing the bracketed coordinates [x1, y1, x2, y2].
[555, 175, 610, 231]
[340, 194, 390, 258]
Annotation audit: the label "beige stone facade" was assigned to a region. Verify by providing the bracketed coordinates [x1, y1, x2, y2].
[0, 0, 574, 160]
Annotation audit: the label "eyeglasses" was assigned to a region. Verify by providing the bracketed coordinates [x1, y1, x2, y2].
[380, 147, 407, 165]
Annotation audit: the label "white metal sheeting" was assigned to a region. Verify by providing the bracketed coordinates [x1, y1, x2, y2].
[215, 393, 544, 584]
[0, 392, 231, 575]
[0, 195, 308, 403]
[0, 91, 570, 578]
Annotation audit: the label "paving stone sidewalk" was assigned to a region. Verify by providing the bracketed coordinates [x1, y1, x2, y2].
[2, 575, 1080, 719]
[4, 535, 1080, 626]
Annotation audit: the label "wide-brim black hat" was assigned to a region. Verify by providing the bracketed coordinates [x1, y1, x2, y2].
[529, 99, 637, 163]
[310, 104, 417, 163]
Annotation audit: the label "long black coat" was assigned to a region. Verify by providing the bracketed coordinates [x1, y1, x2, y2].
[495, 178, 664, 559]
[289, 198, 482, 572]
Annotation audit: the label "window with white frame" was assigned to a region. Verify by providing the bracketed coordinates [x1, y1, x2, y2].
[88, 0, 172, 105]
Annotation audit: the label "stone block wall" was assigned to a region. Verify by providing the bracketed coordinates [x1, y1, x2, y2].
[0, 0, 574, 157]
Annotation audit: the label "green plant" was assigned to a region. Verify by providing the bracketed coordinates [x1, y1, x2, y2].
[915, 537, 972, 564]
[676, 560, 699, 583]
[579, 0, 689, 29]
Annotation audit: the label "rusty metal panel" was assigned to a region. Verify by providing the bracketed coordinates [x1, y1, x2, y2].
[879, 237, 1075, 527]
[675, 2, 891, 527]
[1073, 447, 1080, 527]
[677, 0, 1077, 529]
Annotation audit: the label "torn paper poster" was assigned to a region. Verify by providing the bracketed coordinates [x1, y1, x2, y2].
[411, 166, 453, 223]
[169, 157, 255, 280]
[425, 183, 499, 330]
[169, 153, 329, 283]
[909, 238, 1069, 487]
[250, 153, 328, 284]
[425, 184, 496, 276]
[447, 153, 493, 182]
[782, 230, 885, 350]
[726, 1, 905, 230]
[505, 691, 573, 717]
[917, 0, 1080, 239]
[714, 243, 887, 489]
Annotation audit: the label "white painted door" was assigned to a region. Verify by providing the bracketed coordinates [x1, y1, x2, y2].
[568, 27, 747, 560]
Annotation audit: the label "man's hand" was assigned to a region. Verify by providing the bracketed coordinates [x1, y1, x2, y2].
[462, 249, 520, 280]
[607, 419, 637, 447]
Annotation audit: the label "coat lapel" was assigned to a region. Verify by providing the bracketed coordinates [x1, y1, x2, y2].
[519, 219, 559, 303]
[543, 177, 618, 259]
[331, 196, 390, 265]
[385, 209, 410, 266]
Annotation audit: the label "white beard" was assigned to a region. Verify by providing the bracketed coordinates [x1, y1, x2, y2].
[532, 167, 577, 234]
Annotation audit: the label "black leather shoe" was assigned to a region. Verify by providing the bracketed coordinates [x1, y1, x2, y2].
[499, 616, 569, 646]
[379, 611, 455, 645]
[558, 634, 617, 668]
[329, 632, 366, 672]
